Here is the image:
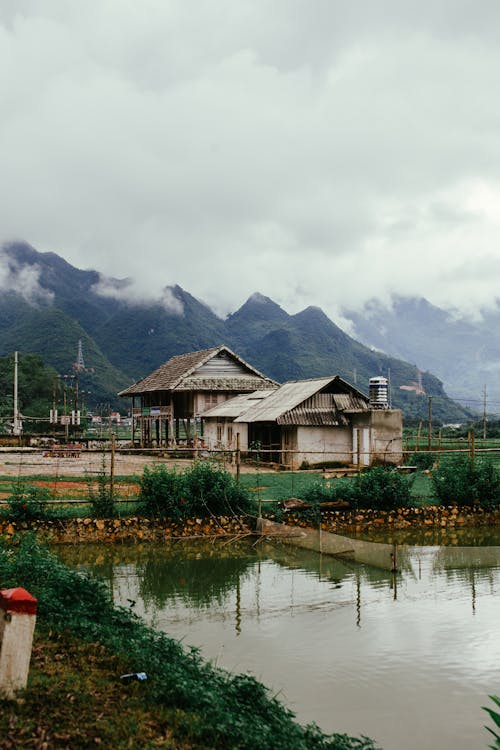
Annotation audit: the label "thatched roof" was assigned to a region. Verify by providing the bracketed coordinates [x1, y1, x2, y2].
[119, 345, 277, 397]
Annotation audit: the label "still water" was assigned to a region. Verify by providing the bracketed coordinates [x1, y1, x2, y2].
[57, 530, 500, 750]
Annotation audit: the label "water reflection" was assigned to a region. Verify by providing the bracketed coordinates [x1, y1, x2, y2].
[354, 525, 500, 547]
[57, 536, 500, 622]
[55, 534, 500, 750]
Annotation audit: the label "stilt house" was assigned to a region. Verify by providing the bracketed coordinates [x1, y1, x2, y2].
[119, 345, 278, 447]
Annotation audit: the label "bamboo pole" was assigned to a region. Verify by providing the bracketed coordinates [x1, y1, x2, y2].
[110, 432, 115, 502]
[236, 432, 241, 484]
[416, 421, 422, 452]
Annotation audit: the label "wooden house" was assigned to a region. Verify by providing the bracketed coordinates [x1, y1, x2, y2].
[119, 346, 277, 447]
[202, 376, 403, 468]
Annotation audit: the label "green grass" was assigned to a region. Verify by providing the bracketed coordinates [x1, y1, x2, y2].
[410, 472, 435, 505]
[240, 469, 439, 506]
[0, 470, 441, 515]
[239, 471, 325, 503]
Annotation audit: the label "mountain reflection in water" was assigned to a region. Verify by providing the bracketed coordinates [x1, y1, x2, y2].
[55, 532, 500, 750]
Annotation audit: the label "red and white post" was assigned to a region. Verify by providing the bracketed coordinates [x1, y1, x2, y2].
[0, 587, 38, 699]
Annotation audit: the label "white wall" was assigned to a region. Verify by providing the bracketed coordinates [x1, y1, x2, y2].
[370, 410, 403, 465]
[202, 419, 248, 450]
[294, 426, 352, 468]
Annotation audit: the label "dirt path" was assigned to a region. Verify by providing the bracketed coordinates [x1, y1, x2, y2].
[0, 449, 264, 478]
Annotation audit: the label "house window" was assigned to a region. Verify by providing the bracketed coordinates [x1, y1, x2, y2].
[228, 426, 233, 445]
[217, 423, 224, 443]
[205, 393, 218, 409]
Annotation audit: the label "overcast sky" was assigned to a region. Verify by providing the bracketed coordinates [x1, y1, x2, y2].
[1, 1, 500, 322]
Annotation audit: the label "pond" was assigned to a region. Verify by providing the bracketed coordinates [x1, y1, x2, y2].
[56, 529, 500, 750]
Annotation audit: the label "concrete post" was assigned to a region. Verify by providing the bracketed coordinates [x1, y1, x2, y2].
[0, 587, 38, 699]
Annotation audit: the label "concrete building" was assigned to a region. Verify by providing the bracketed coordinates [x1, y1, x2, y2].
[202, 376, 403, 468]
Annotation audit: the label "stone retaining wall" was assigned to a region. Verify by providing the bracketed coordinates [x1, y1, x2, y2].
[0, 506, 498, 544]
[0, 516, 253, 544]
[278, 505, 500, 534]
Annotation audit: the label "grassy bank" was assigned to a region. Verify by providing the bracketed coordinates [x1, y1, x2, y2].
[0, 629, 190, 749]
[0, 536, 379, 750]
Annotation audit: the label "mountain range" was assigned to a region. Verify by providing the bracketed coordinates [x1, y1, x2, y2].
[0, 241, 478, 423]
[342, 296, 500, 414]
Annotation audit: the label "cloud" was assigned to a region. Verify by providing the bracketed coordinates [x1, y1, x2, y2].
[0, 247, 54, 305]
[1, 1, 500, 323]
[92, 274, 184, 315]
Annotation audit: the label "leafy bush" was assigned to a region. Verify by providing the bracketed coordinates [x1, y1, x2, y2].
[86, 457, 116, 518]
[5, 482, 52, 521]
[354, 468, 413, 510]
[0, 536, 380, 750]
[484, 696, 500, 749]
[181, 461, 252, 516]
[409, 452, 437, 470]
[139, 461, 256, 520]
[139, 465, 185, 520]
[302, 479, 340, 504]
[432, 457, 500, 507]
[302, 468, 413, 511]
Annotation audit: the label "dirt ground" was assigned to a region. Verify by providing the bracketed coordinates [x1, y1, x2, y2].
[0, 449, 262, 478]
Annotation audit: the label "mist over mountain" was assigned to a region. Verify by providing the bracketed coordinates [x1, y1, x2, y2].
[342, 296, 500, 413]
[0, 241, 475, 422]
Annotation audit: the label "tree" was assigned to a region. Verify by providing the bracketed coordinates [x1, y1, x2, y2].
[0, 353, 57, 433]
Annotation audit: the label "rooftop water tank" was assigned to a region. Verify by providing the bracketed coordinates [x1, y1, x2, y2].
[369, 376, 389, 409]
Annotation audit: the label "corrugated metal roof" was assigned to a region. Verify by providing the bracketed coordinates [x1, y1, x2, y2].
[201, 390, 276, 418]
[119, 345, 277, 396]
[277, 408, 349, 426]
[234, 376, 370, 424]
[333, 393, 370, 411]
[234, 377, 335, 423]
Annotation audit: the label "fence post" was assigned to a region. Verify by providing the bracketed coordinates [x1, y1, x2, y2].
[110, 432, 115, 502]
[0, 587, 38, 699]
[416, 421, 422, 452]
[236, 433, 241, 485]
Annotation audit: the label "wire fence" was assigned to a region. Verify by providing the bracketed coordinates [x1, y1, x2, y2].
[0, 437, 499, 509]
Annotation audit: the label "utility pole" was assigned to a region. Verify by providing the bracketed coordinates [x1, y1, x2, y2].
[427, 395, 433, 451]
[51, 378, 57, 439]
[110, 432, 115, 503]
[13, 351, 21, 437]
[482, 385, 487, 441]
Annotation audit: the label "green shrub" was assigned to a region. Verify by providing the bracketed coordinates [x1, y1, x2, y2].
[484, 696, 500, 749]
[181, 461, 252, 516]
[431, 457, 500, 507]
[139, 461, 255, 520]
[5, 482, 52, 521]
[302, 469, 412, 511]
[409, 452, 437, 470]
[302, 479, 337, 504]
[86, 457, 116, 518]
[354, 468, 413, 510]
[139, 465, 183, 519]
